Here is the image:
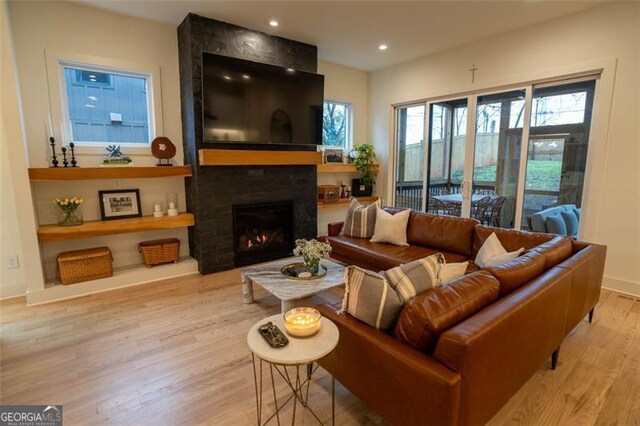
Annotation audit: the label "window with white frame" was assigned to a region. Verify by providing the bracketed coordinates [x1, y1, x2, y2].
[61, 63, 153, 145]
[322, 101, 351, 148]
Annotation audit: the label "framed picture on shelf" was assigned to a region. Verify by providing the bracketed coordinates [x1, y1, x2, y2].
[324, 149, 344, 164]
[99, 189, 142, 221]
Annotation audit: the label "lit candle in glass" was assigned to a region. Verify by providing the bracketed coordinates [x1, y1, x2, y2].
[283, 307, 321, 337]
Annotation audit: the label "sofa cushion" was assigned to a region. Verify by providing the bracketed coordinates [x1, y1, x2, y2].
[327, 235, 468, 271]
[342, 198, 381, 239]
[385, 254, 443, 303]
[484, 252, 546, 296]
[370, 207, 411, 246]
[528, 235, 573, 270]
[561, 210, 579, 237]
[384, 207, 478, 257]
[341, 266, 403, 331]
[473, 225, 554, 258]
[546, 215, 568, 235]
[393, 271, 500, 353]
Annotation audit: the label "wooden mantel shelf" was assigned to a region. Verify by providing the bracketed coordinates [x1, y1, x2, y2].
[37, 213, 195, 242]
[199, 149, 322, 166]
[28, 166, 192, 181]
[317, 163, 380, 174]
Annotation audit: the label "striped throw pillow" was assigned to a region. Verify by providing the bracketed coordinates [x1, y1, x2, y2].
[385, 253, 444, 303]
[340, 266, 403, 331]
[341, 198, 381, 239]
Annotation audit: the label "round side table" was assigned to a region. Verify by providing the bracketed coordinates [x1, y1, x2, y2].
[247, 314, 339, 425]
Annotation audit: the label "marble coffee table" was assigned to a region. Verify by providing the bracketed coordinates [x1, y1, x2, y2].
[241, 257, 345, 312]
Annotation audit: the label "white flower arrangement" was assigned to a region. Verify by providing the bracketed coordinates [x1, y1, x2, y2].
[54, 197, 83, 212]
[293, 238, 332, 260]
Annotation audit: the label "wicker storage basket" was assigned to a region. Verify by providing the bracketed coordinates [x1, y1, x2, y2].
[138, 238, 180, 267]
[57, 247, 113, 285]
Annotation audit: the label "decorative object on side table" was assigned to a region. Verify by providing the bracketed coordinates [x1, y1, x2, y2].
[323, 148, 344, 164]
[283, 307, 322, 337]
[352, 143, 378, 197]
[138, 238, 180, 267]
[102, 145, 133, 167]
[55, 197, 84, 227]
[258, 321, 289, 348]
[292, 238, 332, 275]
[99, 189, 142, 220]
[317, 185, 340, 203]
[151, 136, 176, 166]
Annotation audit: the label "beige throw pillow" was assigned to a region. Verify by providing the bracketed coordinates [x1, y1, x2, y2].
[438, 262, 469, 286]
[370, 207, 411, 246]
[475, 232, 523, 268]
[341, 198, 381, 239]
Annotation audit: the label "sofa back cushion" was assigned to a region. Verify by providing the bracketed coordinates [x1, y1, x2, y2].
[528, 235, 573, 270]
[393, 271, 500, 353]
[473, 225, 553, 258]
[384, 207, 478, 257]
[484, 252, 546, 296]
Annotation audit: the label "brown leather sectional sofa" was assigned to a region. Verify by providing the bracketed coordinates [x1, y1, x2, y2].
[318, 207, 606, 426]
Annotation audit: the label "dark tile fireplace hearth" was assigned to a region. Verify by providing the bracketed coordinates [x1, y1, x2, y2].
[233, 201, 294, 267]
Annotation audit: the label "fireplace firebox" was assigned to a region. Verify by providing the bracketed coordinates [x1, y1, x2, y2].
[232, 201, 294, 267]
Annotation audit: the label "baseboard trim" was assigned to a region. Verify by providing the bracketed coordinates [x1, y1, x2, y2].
[602, 275, 640, 298]
[0, 283, 27, 300]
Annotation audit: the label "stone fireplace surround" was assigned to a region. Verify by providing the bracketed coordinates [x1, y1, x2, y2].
[178, 14, 319, 274]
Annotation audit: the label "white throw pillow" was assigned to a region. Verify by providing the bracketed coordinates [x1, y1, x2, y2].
[438, 262, 469, 286]
[475, 232, 524, 268]
[370, 207, 411, 246]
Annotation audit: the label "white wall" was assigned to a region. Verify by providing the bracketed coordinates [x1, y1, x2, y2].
[317, 60, 370, 234]
[1, 0, 44, 299]
[369, 2, 640, 294]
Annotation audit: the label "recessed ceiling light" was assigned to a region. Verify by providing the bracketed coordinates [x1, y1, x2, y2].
[286, 68, 295, 73]
[242, 74, 250, 79]
[269, 20, 279, 27]
[223, 75, 231, 80]
[378, 44, 388, 51]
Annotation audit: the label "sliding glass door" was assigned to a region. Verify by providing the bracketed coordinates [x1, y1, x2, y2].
[393, 78, 596, 233]
[395, 104, 426, 210]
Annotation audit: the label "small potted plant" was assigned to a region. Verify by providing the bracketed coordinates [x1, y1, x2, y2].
[55, 197, 84, 226]
[352, 143, 378, 196]
[293, 238, 332, 275]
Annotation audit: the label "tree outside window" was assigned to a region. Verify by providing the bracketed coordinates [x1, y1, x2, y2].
[322, 101, 351, 148]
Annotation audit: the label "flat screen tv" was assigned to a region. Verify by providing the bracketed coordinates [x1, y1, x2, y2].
[202, 52, 325, 147]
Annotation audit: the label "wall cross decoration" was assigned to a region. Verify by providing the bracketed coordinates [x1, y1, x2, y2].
[469, 64, 479, 83]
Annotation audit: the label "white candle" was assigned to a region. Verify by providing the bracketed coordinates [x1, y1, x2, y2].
[169, 202, 176, 209]
[154, 204, 161, 212]
[284, 308, 321, 337]
[48, 115, 54, 137]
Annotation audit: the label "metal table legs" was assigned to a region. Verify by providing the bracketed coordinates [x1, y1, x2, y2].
[251, 354, 336, 425]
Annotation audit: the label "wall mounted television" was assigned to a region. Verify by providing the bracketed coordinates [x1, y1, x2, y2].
[202, 52, 325, 147]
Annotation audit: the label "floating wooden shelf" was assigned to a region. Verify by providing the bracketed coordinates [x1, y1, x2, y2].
[317, 196, 379, 208]
[37, 213, 195, 242]
[28, 166, 192, 181]
[199, 149, 322, 166]
[317, 163, 380, 173]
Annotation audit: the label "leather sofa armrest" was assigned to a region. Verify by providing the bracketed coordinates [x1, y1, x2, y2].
[316, 304, 461, 426]
[327, 221, 344, 236]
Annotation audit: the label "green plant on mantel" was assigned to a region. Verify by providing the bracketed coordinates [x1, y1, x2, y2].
[353, 143, 378, 187]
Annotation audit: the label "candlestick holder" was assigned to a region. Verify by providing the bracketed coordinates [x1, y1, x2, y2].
[69, 143, 78, 167]
[61, 147, 69, 168]
[49, 137, 59, 168]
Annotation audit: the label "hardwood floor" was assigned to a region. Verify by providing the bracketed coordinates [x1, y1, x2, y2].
[1, 270, 639, 425]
